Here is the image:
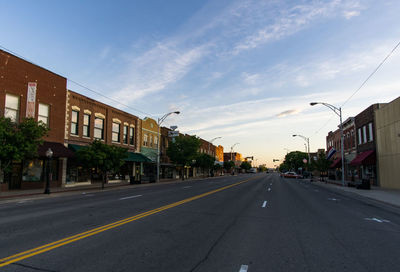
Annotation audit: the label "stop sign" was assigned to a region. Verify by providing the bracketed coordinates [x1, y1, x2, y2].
[303, 159, 307, 163]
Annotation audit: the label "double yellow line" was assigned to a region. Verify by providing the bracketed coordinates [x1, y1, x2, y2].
[0, 178, 253, 267]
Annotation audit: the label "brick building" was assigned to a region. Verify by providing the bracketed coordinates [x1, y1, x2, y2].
[350, 104, 385, 185]
[0, 49, 73, 191]
[65, 90, 150, 185]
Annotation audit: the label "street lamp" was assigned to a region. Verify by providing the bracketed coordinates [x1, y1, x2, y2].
[157, 111, 180, 183]
[44, 148, 53, 194]
[310, 101, 345, 186]
[292, 134, 311, 166]
[208, 137, 221, 155]
[230, 143, 239, 161]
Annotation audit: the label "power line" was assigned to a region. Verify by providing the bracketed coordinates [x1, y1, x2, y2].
[0, 45, 154, 118]
[310, 39, 400, 137]
[341, 39, 400, 107]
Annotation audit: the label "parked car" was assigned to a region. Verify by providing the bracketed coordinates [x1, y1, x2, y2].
[280, 171, 301, 179]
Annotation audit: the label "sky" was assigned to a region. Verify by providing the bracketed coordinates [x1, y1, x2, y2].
[1, 0, 400, 167]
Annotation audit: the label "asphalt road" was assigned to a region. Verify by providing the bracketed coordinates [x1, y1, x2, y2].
[1, 173, 400, 272]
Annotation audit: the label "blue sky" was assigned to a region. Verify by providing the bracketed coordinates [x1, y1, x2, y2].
[2, 0, 400, 167]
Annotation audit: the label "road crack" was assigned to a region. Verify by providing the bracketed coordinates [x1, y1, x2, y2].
[12, 262, 59, 272]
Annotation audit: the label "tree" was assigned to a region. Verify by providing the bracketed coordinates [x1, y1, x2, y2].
[0, 117, 48, 181]
[240, 161, 252, 172]
[166, 135, 201, 180]
[223, 161, 235, 173]
[194, 153, 215, 176]
[76, 140, 128, 189]
[280, 151, 308, 173]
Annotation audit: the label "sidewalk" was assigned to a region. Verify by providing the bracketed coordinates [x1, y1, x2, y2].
[310, 178, 400, 208]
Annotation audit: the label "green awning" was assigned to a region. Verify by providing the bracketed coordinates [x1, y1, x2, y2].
[68, 144, 88, 152]
[125, 152, 152, 163]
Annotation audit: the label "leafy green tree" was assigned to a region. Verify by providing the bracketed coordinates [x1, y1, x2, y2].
[195, 153, 215, 176]
[167, 135, 201, 180]
[240, 161, 252, 171]
[0, 117, 48, 181]
[223, 161, 235, 173]
[281, 151, 308, 172]
[76, 140, 127, 189]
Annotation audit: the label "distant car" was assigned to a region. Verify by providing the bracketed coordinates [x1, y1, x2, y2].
[248, 168, 257, 173]
[280, 171, 301, 179]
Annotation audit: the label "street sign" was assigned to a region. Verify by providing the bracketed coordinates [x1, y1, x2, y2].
[168, 131, 179, 137]
[170, 125, 178, 130]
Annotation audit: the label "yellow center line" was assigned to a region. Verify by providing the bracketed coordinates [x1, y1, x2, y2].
[0, 177, 256, 267]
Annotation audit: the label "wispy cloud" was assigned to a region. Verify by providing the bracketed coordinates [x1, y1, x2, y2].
[276, 109, 301, 118]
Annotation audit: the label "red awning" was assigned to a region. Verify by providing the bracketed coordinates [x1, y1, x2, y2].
[350, 150, 375, 166]
[38, 142, 74, 158]
[330, 158, 342, 168]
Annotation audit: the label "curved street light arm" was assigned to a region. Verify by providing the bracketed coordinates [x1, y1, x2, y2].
[310, 102, 340, 117]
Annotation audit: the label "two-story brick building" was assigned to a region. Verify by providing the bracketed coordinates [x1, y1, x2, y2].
[65, 90, 150, 185]
[0, 49, 73, 191]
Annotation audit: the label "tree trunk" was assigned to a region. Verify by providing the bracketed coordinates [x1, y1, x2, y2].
[102, 173, 105, 190]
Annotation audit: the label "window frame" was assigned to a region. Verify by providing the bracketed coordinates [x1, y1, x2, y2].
[112, 122, 121, 143]
[123, 125, 128, 144]
[129, 127, 135, 145]
[4, 94, 20, 122]
[38, 103, 50, 127]
[94, 117, 104, 140]
[71, 110, 79, 135]
[83, 114, 91, 137]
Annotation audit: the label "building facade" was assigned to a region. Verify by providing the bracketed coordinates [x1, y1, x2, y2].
[375, 96, 400, 189]
[351, 104, 385, 185]
[0, 49, 73, 191]
[65, 90, 147, 185]
[140, 117, 159, 181]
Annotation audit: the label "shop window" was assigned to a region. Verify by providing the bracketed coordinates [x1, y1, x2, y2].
[38, 103, 50, 127]
[83, 114, 90, 137]
[5, 94, 20, 122]
[94, 117, 104, 140]
[71, 110, 79, 135]
[112, 122, 120, 143]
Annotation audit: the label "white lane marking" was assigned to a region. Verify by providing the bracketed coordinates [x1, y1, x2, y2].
[314, 189, 319, 192]
[239, 264, 249, 272]
[328, 198, 339, 201]
[365, 218, 390, 223]
[183, 186, 192, 189]
[267, 187, 271, 192]
[262, 201, 267, 208]
[270, 183, 272, 185]
[119, 195, 142, 200]
[84, 194, 94, 197]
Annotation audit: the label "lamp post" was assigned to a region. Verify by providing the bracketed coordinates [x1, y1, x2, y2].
[230, 143, 239, 174]
[310, 101, 345, 186]
[208, 137, 221, 156]
[44, 148, 53, 194]
[230, 143, 239, 161]
[157, 111, 180, 183]
[292, 134, 311, 166]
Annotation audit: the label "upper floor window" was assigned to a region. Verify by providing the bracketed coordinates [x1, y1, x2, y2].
[38, 103, 50, 127]
[362, 125, 367, 143]
[154, 136, 158, 147]
[123, 125, 128, 144]
[71, 110, 79, 135]
[129, 127, 135, 145]
[112, 122, 120, 143]
[4, 94, 19, 122]
[83, 114, 90, 137]
[150, 135, 153, 148]
[358, 128, 362, 145]
[94, 117, 104, 140]
[143, 134, 148, 146]
[368, 123, 373, 142]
